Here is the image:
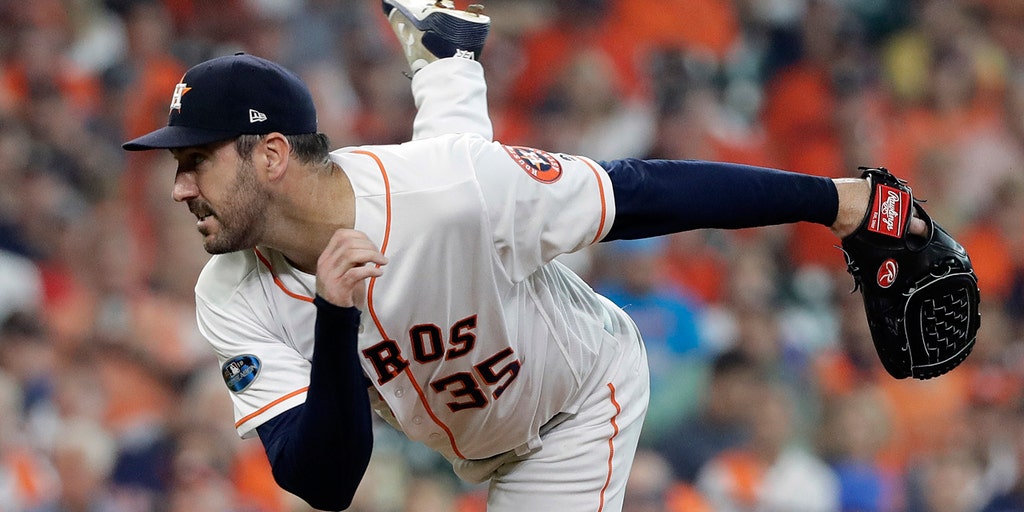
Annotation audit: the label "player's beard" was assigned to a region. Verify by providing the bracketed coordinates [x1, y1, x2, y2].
[197, 158, 271, 254]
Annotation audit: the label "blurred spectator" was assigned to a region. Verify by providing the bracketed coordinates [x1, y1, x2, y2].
[167, 426, 250, 512]
[624, 449, 677, 512]
[883, 0, 1015, 222]
[530, 47, 657, 160]
[49, 417, 125, 512]
[649, 349, 760, 482]
[980, 399, 1024, 512]
[0, 370, 58, 511]
[506, 0, 646, 117]
[623, 449, 713, 512]
[905, 449, 986, 512]
[719, 242, 822, 388]
[0, 251, 43, 323]
[696, 382, 840, 512]
[612, 0, 740, 61]
[0, 312, 57, 442]
[760, 0, 857, 178]
[818, 387, 901, 512]
[398, 473, 459, 512]
[813, 276, 973, 476]
[176, 364, 286, 512]
[598, 238, 705, 358]
[947, 301, 1024, 509]
[813, 278, 892, 398]
[960, 172, 1024, 304]
[878, 373, 973, 475]
[93, 339, 176, 509]
[657, 230, 729, 306]
[0, 9, 100, 117]
[0, 116, 37, 257]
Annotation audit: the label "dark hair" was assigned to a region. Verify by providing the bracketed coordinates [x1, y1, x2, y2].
[0, 311, 45, 339]
[711, 348, 756, 377]
[235, 133, 331, 167]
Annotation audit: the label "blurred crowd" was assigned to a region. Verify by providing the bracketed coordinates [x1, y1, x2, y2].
[0, 0, 1022, 511]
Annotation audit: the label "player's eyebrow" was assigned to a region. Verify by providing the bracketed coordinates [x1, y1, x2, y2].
[170, 140, 232, 160]
[171, 145, 206, 158]
[170, 147, 192, 159]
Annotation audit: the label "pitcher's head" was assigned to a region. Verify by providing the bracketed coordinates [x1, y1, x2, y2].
[124, 54, 330, 254]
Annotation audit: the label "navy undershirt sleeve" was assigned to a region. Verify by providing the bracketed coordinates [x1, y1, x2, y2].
[600, 158, 839, 241]
[256, 297, 372, 511]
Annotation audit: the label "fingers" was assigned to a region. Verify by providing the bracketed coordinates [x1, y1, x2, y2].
[909, 216, 929, 237]
[319, 229, 389, 268]
[316, 230, 388, 308]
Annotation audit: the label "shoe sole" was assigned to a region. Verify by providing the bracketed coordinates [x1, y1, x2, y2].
[382, 0, 490, 28]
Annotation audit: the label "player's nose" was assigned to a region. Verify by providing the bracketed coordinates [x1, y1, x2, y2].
[172, 171, 199, 202]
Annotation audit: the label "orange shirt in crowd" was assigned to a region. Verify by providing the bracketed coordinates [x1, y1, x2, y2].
[815, 351, 973, 471]
[232, 442, 287, 512]
[610, 0, 740, 60]
[959, 220, 1014, 301]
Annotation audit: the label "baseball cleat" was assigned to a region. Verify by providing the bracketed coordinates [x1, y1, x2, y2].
[382, 0, 490, 74]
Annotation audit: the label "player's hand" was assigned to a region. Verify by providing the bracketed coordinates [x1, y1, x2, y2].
[316, 229, 388, 309]
[830, 178, 928, 239]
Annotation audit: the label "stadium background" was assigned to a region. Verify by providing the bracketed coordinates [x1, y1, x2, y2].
[0, 0, 1022, 510]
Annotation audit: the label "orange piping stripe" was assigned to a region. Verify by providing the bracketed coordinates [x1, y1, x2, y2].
[598, 383, 622, 512]
[350, 150, 393, 336]
[580, 158, 609, 244]
[235, 386, 309, 428]
[254, 248, 314, 303]
[351, 149, 466, 459]
[402, 366, 466, 459]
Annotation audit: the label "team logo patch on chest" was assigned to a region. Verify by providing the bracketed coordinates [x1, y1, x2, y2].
[502, 145, 563, 183]
[222, 354, 261, 393]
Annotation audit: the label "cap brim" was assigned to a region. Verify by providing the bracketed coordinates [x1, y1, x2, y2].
[122, 125, 239, 151]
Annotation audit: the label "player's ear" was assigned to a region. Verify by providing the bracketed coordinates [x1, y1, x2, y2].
[261, 132, 291, 182]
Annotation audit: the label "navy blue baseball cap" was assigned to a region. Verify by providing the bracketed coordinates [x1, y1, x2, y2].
[123, 53, 317, 151]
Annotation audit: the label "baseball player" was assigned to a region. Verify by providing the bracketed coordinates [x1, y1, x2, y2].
[122, 1, 926, 511]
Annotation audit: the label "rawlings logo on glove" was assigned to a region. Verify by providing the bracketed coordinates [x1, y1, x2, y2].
[840, 167, 981, 380]
[868, 185, 909, 237]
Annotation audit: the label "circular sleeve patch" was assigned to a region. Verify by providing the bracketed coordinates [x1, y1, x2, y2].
[502, 145, 563, 183]
[222, 354, 261, 393]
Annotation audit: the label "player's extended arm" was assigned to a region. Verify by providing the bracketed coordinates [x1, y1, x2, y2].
[255, 300, 372, 511]
[601, 158, 842, 240]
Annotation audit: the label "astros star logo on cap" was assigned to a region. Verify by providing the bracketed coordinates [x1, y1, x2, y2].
[169, 81, 192, 112]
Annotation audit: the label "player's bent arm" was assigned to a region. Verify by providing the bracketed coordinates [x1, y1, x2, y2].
[600, 158, 840, 240]
[256, 298, 372, 511]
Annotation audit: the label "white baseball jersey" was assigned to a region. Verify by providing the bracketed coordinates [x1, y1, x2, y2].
[194, 59, 650, 510]
[195, 131, 639, 459]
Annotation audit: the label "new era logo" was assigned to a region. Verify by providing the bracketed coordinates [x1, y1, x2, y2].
[249, 109, 268, 123]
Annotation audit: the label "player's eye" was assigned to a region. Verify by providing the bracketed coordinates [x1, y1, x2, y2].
[184, 154, 209, 172]
[172, 150, 206, 169]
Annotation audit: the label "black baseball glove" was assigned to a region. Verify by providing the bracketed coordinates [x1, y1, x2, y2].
[840, 167, 981, 380]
